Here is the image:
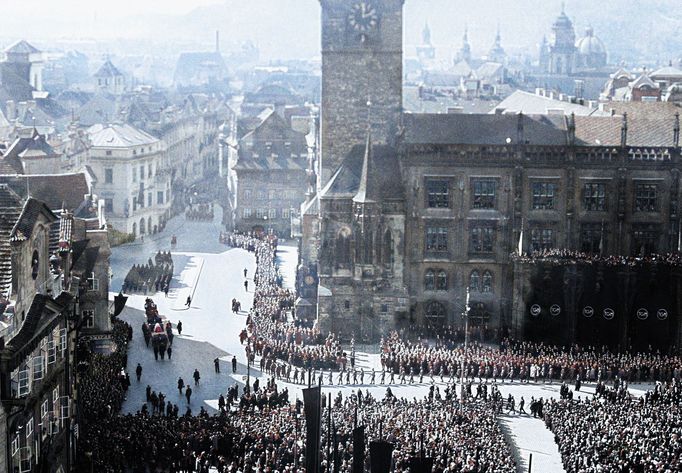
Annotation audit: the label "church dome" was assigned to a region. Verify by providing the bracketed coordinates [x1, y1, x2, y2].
[576, 27, 606, 55]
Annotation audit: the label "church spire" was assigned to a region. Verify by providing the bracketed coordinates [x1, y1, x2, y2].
[353, 129, 378, 204]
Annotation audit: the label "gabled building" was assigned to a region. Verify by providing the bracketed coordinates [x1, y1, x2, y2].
[233, 109, 310, 236]
[94, 59, 125, 96]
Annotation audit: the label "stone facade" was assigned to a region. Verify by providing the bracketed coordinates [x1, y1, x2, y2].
[319, 0, 403, 186]
[309, 0, 682, 346]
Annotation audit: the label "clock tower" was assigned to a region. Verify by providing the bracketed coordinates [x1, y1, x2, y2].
[319, 0, 404, 185]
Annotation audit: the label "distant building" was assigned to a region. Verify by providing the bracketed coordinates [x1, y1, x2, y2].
[173, 34, 230, 91]
[94, 59, 125, 96]
[233, 109, 310, 237]
[487, 26, 506, 64]
[2, 40, 44, 94]
[455, 27, 472, 65]
[416, 22, 435, 62]
[575, 26, 607, 70]
[86, 123, 171, 237]
[548, 7, 577, 75]
[0, 128, 62, 175]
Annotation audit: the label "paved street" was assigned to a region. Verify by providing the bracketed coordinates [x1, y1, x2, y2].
[110, 206, 656, 473]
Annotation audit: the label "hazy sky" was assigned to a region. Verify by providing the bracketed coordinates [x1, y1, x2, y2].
[3, 0, 223, 19]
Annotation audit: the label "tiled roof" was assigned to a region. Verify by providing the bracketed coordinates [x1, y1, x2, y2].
[574, 116, 678, 147]
[87, 123, 159, 148]
[0, 185, 24, 296]
[601, 102, 682, 120]
[320, 143, 403, 201]
[94, 59, 123, 78]
[10, 198, 56, 242]
[0, 173, 90, 211]
[403, 113, 568, 146]
[4, 40, 40, 55]
[492, 90, 605, 116]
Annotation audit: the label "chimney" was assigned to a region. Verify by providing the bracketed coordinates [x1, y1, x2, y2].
[621, 112, 628, 148]
[567, 112, 576, 146]
[674, 112, 680, 148]
[216, 30, 220, 53]
[517, 112, 524, 144]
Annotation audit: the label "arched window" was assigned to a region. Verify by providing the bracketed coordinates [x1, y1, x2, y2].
[383, 230, 394, 266]
[482, 271, 493, 293]
[148, 217, 153, 235]
[425, 301, 446, 326]
[436, 270, 448, 291]
[469, 270, 480, 292]
[424, 269, 435, 290]
[336, 228, 351, 269]
[139, 218, 146, 235]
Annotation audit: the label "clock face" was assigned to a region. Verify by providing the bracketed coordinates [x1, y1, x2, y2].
[348, 2, 379, 33]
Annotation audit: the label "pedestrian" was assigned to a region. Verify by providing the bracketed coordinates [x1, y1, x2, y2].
[164, 283, 169, 297]
[232, 356, 237, 373]
[135, 363, 142, 381]
[153, 344, 159, 361]
[218, 394, 226, 412]
[244, 280, 248, 291]
[167, 345, 172, 360]
[243, 268, 247, 278]
[185, 385, 192, 404]
[185, 295, 192, 308]
[146, 385, 152, 402]
[214, 358, 220, 373]
[177, 320, 183, 336]
[193, 368, 201, 386]
[177, 377, 185, 395]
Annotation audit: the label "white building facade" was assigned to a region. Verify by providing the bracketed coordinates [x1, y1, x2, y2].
[86, 124, 172, 237]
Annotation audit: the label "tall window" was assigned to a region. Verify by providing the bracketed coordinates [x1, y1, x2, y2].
[243, 208, 252, 218]
[104, 168, 113, 184]
[632, 225, 659, 256]
[531, 182, 556, 210]
[104, 198, 113, 214]
[336, 229, 352, 269]
[580, 223, 605, 254]
[530, 228, 554, 251]
[426, 179, 450, 208]
[469, 271, 480, 292]
[139, 165, 145, 181]
[425, 301, 446, 324]
[424, 269, 435, 290]
[583, 183, 606, 211]
[425, 226, 448, 252]
[470, 226, 494, 253]
[436, 270, 448, 291]
[382, 230, 394, 266]
[157, 191, 164, 205]
[472, 180, 496, 209]
[634, 183, 658, 212]
[482, 271, 493, 293]
[269, 208, 277, 219]
[244, 189, 252, 201]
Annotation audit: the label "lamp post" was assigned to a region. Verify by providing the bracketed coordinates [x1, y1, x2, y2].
[460, 287, 470, 401]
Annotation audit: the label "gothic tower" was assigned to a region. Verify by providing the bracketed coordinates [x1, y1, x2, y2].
[319, 0, 404, 186]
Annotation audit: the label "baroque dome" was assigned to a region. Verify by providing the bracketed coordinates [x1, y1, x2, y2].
[576, 27, 606, 55]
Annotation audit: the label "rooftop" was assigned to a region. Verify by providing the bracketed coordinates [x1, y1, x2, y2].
[87, 123, 159, 148]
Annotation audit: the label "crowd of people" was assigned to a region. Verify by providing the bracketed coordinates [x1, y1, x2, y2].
[544, 380, 682, 472]
[377, 331, 682, 385]
[513, 248, 682, 267]
[122, 251, 174, 294]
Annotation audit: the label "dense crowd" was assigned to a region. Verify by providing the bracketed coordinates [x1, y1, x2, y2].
[513, 248, 682, 267]
[123, 251, 174, 294]
[224, 231, 346, 371]
[379, 331, 682, 384]
[544, 380, 682, 472]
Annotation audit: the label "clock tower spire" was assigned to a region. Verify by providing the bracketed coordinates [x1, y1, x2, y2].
[319, 0, 404, 186]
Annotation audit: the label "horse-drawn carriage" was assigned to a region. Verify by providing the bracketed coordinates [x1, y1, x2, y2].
[142, 298, 171, 352]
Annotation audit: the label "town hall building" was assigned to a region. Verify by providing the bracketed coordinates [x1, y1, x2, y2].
[303, 0, 682, 349]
